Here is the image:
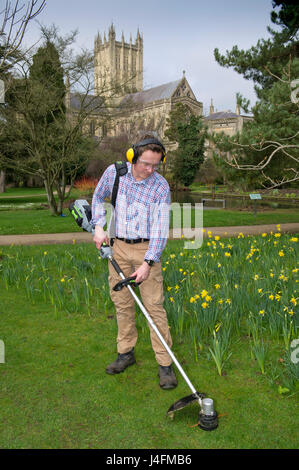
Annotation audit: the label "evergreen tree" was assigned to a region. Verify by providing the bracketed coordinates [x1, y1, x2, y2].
[165, 103, 206, 187]
[212, 1, 299, 189]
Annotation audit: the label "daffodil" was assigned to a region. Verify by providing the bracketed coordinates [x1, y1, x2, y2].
[215, 284, 220, 289]
[290, 297, 297, 306]
[202, 302, 208, 309]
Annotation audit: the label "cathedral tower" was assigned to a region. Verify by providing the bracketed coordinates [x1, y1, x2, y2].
[94, 24, 143, 97]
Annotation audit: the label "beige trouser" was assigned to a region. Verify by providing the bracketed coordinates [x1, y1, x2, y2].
[108, 238, 173, 366]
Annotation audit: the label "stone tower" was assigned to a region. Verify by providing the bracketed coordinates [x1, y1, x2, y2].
[94, 24, 143, 97]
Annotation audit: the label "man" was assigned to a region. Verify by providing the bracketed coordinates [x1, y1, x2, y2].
[91, 136, 177, 389]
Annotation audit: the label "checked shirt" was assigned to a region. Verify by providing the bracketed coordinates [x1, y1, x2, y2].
[91, 162, 171, 262]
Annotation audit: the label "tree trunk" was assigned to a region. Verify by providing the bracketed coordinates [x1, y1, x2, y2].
[0, 170, 6, 193]
[56, 172, 66, 215]
[44, 179, 58, 215]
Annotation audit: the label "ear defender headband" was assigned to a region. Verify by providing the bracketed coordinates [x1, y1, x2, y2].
[126, 138, 166, 164]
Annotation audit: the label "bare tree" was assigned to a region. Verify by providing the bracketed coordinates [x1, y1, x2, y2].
[0, 25, 140, 213]
[0, 0, 46, 73]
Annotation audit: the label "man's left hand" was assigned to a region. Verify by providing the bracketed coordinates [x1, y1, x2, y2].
[131, 262, 151, 283]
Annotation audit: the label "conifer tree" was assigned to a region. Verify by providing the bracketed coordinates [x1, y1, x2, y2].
[165, 103, 206, 187]
[212, 1, 299, 189]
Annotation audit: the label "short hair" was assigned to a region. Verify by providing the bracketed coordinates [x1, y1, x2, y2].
[135, 134, 164, 159]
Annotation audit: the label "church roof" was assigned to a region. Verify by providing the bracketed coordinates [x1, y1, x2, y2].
[205, 111, 240, 120]
[70, 92, 104, 112]
[119, 79, 181, 106]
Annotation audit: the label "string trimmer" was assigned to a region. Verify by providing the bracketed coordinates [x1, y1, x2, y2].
[69, 199, 218, 431]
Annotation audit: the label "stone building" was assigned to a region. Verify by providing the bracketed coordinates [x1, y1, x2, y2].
[204, 99, 253, 159]
[94, 23, 143, 96]
[67, 25, 251, 162]
[67, 25, 203, 147]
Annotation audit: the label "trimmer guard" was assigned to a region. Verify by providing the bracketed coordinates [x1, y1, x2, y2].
[112, 276, 141, 291]
[167, 392, 206, 416]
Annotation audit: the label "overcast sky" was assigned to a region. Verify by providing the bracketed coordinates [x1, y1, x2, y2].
[22, 0, 277, 115]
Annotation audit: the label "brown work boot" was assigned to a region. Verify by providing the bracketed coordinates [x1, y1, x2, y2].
[106, 349, 136, 375]
[158, 365, 178, 389]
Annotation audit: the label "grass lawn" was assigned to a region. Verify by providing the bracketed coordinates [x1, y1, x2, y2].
[2, 289, 297, 449]
[0, 187, 47, 197]
[0, 239, 298, 449]
[0, 207, 299, 236]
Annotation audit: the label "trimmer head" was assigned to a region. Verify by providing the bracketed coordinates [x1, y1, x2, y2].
[167, 392, 218, 431]
[198, 398, 218, 431]
[167, 392, 206, 416]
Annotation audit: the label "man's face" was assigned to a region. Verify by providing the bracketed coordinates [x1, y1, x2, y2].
[133, 149, 162, 180]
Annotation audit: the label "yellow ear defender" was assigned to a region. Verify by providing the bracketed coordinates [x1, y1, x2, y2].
[126, 138, 166, 164]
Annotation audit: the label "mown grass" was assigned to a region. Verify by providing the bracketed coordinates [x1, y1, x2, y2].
[0, 284, 298, 449]
[0, 207, 299, 236]
[0, 237, 298, 449]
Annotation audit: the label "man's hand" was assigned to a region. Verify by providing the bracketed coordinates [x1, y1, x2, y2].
[131, 262, 151, 283]
[93, 225, 109, 250]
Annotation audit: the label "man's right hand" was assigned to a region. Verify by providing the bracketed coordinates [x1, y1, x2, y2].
[93, 225, 109, 250]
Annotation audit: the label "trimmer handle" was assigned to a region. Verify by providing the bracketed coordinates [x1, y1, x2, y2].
[99, 243, 113, 259]
[113, 276, 142, 291]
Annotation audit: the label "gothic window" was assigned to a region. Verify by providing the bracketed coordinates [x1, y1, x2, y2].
[90, 120, 95, 136]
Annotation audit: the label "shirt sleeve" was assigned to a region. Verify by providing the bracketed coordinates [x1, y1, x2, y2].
[91, 165, 115, 227]
[144, 185, 171, 263]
